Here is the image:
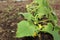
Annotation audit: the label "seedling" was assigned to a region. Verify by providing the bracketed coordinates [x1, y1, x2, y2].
[16, 0, 60, 40]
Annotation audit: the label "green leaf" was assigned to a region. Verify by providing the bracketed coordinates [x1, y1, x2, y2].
[52, 12, 58, 23]
[49, 12, 58, 24]
[52, 27, 60, 40]
[42, 23, 53, 31]
[19, 13, 34, 21]
[34, 0, 43, 4]
[16, 21, 38, 38]
[42, 23, 60, 40]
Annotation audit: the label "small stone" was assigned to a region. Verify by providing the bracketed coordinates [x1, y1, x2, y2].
[11, 30, 15, 33]
[10, 23, 15, 26]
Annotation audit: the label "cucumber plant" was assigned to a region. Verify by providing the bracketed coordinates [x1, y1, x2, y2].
[16, 0, 60, 40]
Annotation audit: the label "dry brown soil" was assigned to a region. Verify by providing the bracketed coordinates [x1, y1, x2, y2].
[0, 0, 60, 40]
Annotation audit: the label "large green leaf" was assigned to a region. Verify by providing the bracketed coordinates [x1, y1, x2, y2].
[42, 23, 60, 40]
[16, 21, 38, 38]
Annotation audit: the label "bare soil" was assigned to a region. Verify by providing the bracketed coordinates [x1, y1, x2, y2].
[0, 0, 60, 40]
